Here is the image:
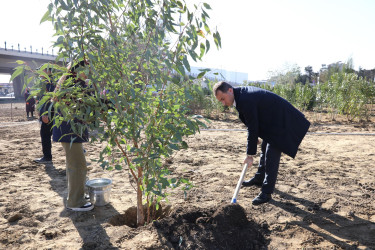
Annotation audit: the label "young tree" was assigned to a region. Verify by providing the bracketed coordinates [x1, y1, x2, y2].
[15, 0, 221, 226]
[267, 63, 301, 85]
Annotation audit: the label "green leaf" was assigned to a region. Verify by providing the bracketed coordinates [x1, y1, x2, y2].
[57, 17, 63, 31]
[168, 143, 179, 150]
[180, 178, 190, 184]
[40, 9, 51, 24]
[176, 0, 183, 8]
[172, 76, 180, 84]
[188, 49, 197, 62]
[175, 62, 185, 76]
[197, 71, 205, 79]
[100, 160, 109, 170]
[213, 31, 222, 48]
[187, 10, 193, 22]
[205, 40, 210, 54]
[160, 177, 170, 188]
[203, 3, 212, 9]
[204, 23, 210, 34]
[181, 141, 188, 149]
[182, 56, 190, 72]
[59, 0, 70, 10]
[26, 76, 33, 84]
[10, 66, 24, 82]
[199, 42, 205, 58]
[16, 60, 25, 65]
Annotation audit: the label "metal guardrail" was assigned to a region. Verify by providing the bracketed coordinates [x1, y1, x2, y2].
[1, 41, 55, 56]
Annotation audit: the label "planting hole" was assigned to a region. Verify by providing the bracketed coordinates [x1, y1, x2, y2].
[109, 203, 171, 228]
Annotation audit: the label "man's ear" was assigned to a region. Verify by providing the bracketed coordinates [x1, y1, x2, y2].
[228, 88, 233, 94]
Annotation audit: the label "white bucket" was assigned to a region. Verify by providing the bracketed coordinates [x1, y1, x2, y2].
[86, 178, 112, 206]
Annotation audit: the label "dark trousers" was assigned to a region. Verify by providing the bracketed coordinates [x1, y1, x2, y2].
[40, 122, 53, 159]
[254, 140, 281, 194]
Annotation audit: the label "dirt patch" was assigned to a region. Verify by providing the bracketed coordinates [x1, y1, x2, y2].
[109, 203, 171, 228]
[1, 103, 375, 249]
[150, 204, 267, 249]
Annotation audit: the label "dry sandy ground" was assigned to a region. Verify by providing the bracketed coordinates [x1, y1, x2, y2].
[0, 102, 375, 249]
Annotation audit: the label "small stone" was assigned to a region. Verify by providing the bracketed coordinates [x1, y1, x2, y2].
[43, 230, 58, 240]
[8, 213, 22, 223]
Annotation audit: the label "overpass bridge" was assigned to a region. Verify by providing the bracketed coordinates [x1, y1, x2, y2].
[0, 47, 58, 99]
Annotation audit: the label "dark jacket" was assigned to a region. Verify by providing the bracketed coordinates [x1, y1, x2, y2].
[39, 82, 56, 122]
[52, 80, 88, 143]
[53, 119, 88, 143]
[24, 91, 35, 112]
[233, 86, 310, 158]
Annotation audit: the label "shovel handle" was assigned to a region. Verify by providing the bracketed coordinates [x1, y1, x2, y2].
[231, 163, 249, 204]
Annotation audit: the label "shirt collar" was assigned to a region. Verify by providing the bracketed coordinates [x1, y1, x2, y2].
[233, 99, 236, 107]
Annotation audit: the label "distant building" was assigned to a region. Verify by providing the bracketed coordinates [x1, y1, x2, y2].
[0, 82, 13, 96]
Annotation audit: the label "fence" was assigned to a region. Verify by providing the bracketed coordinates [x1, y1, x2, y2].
[0, 98, 30, 122]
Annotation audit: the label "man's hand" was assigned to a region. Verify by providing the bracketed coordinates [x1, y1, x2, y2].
[243, 155, 253, 166]
[41, 115, 49, 124]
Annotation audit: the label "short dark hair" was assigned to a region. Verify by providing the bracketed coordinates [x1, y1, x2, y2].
[70, 60, 89, 72]
[213, 81, 233, 96]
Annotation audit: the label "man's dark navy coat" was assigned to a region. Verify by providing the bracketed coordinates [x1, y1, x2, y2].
[233, 86, 310, 158]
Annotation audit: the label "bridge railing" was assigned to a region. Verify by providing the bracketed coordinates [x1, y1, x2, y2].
[1, 41, 55, 56]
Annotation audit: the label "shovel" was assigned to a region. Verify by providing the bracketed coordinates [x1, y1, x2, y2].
[231, 163, 249, 204]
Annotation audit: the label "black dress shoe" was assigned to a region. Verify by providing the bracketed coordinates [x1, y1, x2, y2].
[242, 177, 263, 187]
[33, 157, 52, 164]
[252, 192, 272, 205]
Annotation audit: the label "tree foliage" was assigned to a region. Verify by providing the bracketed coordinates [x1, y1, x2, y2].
[267, 63, 301, 85]
[14, 0, 220, 226]
[252, 73, 375, 122]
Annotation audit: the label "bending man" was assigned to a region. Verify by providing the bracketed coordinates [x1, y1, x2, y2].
[213, 81, 310, 205]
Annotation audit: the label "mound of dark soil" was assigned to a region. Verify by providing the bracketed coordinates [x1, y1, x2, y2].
[151, 203, 268, 249]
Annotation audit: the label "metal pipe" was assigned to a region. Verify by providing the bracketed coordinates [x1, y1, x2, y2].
[231, 163, 249, 204]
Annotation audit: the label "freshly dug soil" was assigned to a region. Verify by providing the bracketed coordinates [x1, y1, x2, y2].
[151, 204, 268, 249]
[109, 203, 171, 228]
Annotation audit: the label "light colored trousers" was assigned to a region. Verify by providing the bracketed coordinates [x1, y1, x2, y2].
[62, 142, 87, 208]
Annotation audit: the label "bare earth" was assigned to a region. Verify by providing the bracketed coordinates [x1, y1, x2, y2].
[1, 102, 375, 249]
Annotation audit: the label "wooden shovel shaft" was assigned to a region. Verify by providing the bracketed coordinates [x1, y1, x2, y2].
[231, 163, 249, 203]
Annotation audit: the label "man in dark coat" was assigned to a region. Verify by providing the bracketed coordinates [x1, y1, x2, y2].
[213, 81, 310, 205]
[34, 66, 55, 164]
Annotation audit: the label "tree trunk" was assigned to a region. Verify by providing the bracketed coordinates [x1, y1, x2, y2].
[136, 167, 145, 226]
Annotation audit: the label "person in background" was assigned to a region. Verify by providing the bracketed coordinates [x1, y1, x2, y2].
[213, 81, 310, 205]
[53, 60, 93, 211]
[24, 87, 35, 119]
[34, 65, 55, 164]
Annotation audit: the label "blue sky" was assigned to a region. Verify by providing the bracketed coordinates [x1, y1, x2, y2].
[1, 0, 375, 82]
